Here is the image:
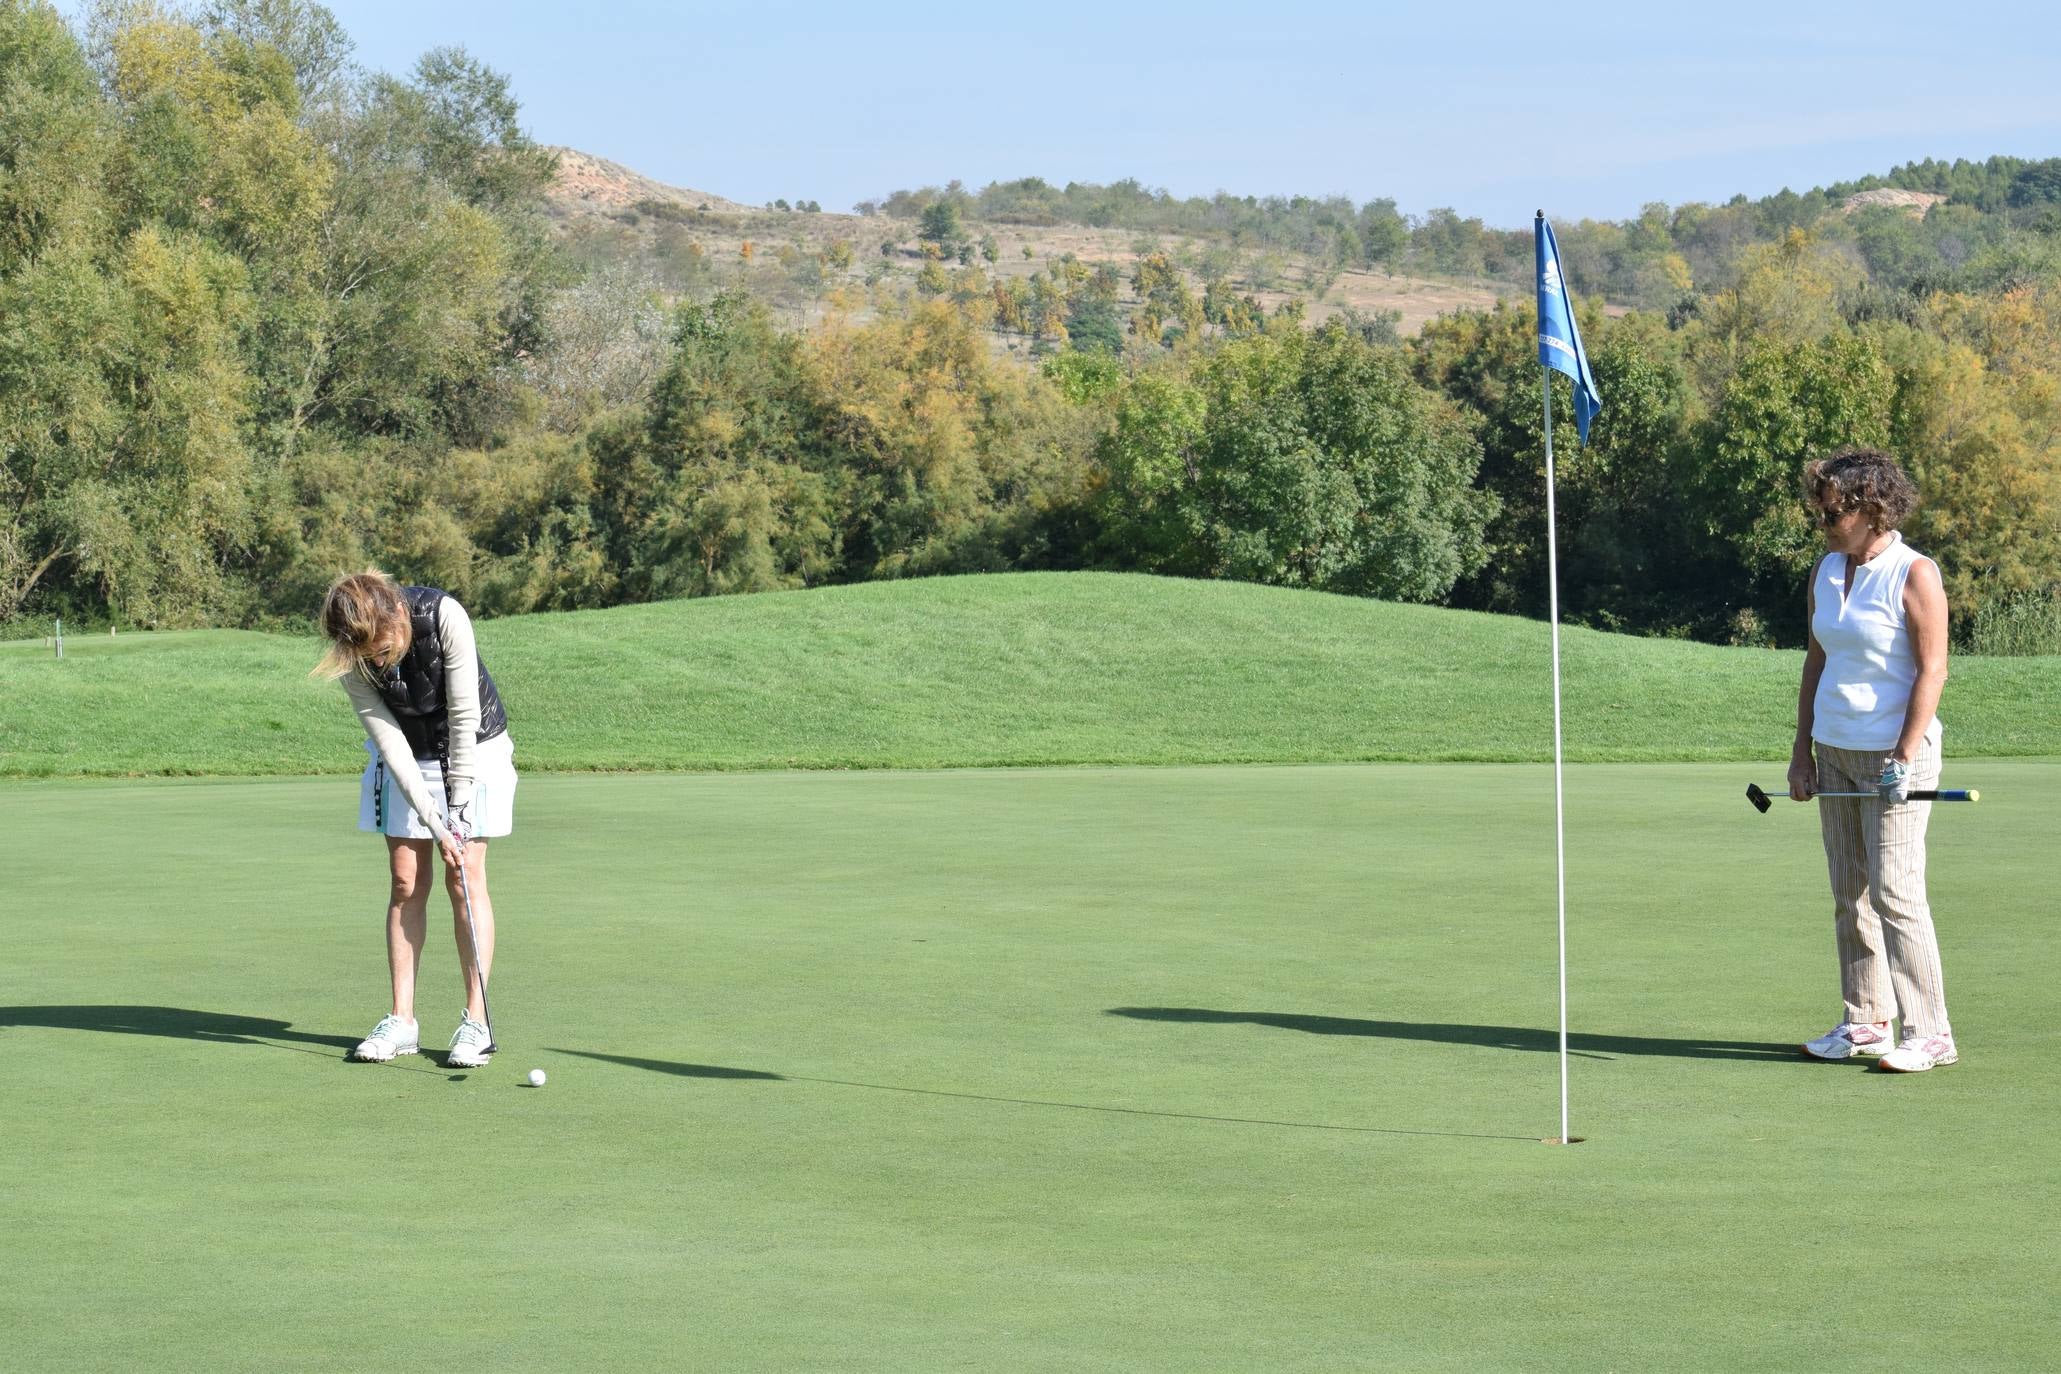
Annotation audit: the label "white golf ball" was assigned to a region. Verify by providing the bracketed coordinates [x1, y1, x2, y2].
[527, 1068, 546, 1087]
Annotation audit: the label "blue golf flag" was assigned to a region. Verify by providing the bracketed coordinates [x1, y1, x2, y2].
[1535, 214, 1602, 444]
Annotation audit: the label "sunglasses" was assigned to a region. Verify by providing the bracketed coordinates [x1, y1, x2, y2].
[1815, 502, 1859, 525]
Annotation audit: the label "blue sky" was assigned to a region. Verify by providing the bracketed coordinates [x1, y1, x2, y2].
[253, 1, 2061, 226]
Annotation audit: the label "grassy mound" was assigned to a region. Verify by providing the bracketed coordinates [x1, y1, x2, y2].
[2, 572, 2054, 778]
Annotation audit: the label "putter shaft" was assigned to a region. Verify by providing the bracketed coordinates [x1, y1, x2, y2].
[1745, 782, 1979, 813]
[455, 853, 496, 1053]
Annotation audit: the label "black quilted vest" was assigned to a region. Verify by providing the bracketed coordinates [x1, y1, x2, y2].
[371, 586, 509, 763]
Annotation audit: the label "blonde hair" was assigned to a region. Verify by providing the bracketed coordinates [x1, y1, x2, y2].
[312, 571, 413, 681]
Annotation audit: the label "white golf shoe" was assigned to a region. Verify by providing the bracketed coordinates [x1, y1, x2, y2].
[351, 1014, 419, 1062]
[1801, 1019, 1893, 1060]
[446, 1013, 493, 1068]
[1877, 1032, 1958, 1073]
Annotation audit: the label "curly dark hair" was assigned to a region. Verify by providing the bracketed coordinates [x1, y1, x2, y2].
[1801, 447, 1919, 533]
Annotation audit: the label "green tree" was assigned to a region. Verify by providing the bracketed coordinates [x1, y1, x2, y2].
[1412, 207, 1486, 276]
[1202, 280, 1262, 336]
[807, 296, 1091, 577]
[917, 199, 962, 251]
[452, 429, 613, 614]
[1412, 302, 1706, 632]
[1196, 242, 1239, 287]
[2006, 158, 2061, 209]
[596, 294, 832, 599]
[1064, 291, 1123, 355]
[1024, 272, 1068, 344]
[1130, 251, 1201, 348]
[199, 0, 353, 113]
[1097, 325, 1493, 598]
[527, 262, 670, 431]
[102, 16, 333, 271]
[0, 0, 118, 617]
[1700, 333, 1894, 631]
[70, 225, 259, 625]
[1686, 229, 1861, 398]
[1095, 371, 1208, 567]
[253, 46, 558, 454]
[991, 278, 1028, 334]
[1882, 317, 2061, 617]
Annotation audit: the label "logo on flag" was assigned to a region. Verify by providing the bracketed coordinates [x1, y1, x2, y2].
[1535, 215, 1602, 444]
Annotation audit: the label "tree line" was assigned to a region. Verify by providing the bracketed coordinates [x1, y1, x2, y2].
[4, 0, 2057, 652]
[869, 157, 2061, 315]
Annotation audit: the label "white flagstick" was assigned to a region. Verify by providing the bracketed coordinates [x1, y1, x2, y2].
[1542, 367, 1571, 1145]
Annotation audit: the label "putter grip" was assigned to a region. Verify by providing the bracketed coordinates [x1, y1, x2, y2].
[1919, 789, 1979, 802]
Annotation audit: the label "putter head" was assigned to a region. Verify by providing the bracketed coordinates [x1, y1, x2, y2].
[1746, 783, 1773, 814]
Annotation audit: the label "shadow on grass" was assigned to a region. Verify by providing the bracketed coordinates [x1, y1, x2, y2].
[1109, 1007, 1799, 1062]
[1, 1004, 359, 1049]
[550, 1049, 783, 1080]
[548, 1048, 1536, 1141]
[0, 1004, 452, 1074]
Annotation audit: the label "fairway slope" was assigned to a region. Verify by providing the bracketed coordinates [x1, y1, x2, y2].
[2, 573, 2053, 777]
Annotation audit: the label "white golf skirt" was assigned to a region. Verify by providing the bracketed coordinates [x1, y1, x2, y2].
[357, 733, 517, 840]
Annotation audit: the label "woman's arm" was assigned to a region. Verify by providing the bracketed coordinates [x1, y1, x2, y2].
[1789, 559, 1827, 800]
[1893, 557, 1950, 763]
[341, 671, 455, 850]
[437, 597, 483, 818]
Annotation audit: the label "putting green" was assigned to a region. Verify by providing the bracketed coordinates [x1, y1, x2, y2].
[4, 761, 2055, 1370]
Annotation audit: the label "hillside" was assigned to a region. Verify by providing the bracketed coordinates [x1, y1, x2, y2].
[2, 575, 2052, 779]
[545, 146, 757, 217]
[541, 148, 1509, 336]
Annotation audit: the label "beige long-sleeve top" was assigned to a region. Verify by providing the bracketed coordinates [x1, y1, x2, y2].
[340, 596, 486, 842]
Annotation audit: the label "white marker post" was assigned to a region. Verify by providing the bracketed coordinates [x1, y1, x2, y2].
[1542, 365, 1569, 1147]
[1534, 212, 1602, 1146]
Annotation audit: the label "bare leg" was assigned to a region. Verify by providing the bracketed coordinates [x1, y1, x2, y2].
[385, 838, 434, 1020]
[445, 838, 494, 1024]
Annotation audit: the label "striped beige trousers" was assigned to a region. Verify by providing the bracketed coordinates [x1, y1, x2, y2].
[1815, 740, 1953, 1037]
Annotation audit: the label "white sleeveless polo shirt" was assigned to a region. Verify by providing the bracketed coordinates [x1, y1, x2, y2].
[1810, 531, 1941, 752]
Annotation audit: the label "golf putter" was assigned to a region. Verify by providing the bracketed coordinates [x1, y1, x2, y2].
[1745, 782, 1980, 814]
[453, 842, 497, 1054]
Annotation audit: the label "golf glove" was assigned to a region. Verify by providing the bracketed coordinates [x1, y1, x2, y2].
[446, 801, 474, 843]
[1877, 758, 1911, 804]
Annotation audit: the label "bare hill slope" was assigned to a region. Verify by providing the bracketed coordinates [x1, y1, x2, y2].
[545, 146, 756, 217]
[541, 148, 1508, 336]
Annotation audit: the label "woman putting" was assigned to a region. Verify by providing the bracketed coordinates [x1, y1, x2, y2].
[315, 572, 515, 1068]
[1788, 448, 1956, 1072]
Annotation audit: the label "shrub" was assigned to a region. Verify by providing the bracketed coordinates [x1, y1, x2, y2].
[1964, 587, 2061, 656]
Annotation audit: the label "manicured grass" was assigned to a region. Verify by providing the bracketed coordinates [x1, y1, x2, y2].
[4, 761, 2056, 1371]
[2, 573, 2056, 778]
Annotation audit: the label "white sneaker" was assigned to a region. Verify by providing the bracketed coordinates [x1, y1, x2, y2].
[1801, 1019, 1893, 1060]
[447, 1014, 494, 1068]
[1878, 1032, 1958, 1073]
[351, 1014, 419, 1062]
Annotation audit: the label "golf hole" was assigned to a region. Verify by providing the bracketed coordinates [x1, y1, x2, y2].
[1541, 1137, 1588, 1146]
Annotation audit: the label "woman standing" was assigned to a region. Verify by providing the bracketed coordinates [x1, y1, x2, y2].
[315, 572, 515, 1068]
[1788, 448, 1957, 1073]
